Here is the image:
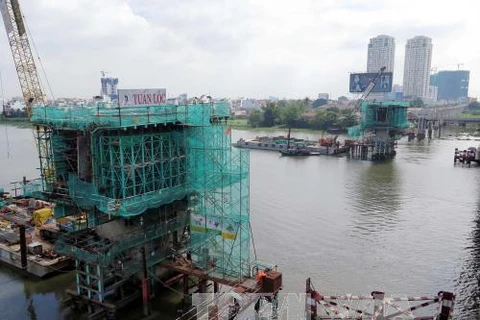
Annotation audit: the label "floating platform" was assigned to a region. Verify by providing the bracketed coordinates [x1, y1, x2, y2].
[234, 137, 348, 156]
[454, 147, 480, 166]
[0, 196, 73, 277]
[0, 241, 72, 277]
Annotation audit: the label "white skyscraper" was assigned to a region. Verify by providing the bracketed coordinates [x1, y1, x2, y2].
[403, 36, 433, 99]
[366, 35, 395, 101]
[367, 35, 395, 73]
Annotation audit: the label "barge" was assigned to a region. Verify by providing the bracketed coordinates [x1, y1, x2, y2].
[0, 195, 74, 277]
[454, 146, 480, 165]
[234, 134, 349, 156]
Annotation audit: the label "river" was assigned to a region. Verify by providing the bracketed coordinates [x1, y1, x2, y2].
[0, 126, 479, 319]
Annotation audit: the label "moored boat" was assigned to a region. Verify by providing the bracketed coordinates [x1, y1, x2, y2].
[0, 194, 74, 277]
[234, 129, 349, 156]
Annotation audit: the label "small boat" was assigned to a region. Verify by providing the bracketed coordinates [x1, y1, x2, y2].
[278, 128, 320, 156]
[279, 149, 319, 156]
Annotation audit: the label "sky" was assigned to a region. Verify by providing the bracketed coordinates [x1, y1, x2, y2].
[0, 0, 478, 100]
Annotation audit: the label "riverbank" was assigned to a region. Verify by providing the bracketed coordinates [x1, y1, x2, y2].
[228, 119, 327, 134]
[0, 118, 30, 128]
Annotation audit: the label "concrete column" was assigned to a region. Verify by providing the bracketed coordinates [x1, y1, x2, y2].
[372, 291, 385, 320]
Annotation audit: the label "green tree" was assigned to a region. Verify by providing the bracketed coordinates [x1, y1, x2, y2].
[261, 102, 277, 127]
[467, 101, 480, 110]
[326, 106, 340, 113]
[337, 109, 358, 128]
[303, 97, 311, 108]
[248, 109, 263, 127]
[279, 102, 303, 127]
[308, 109, 339, 130]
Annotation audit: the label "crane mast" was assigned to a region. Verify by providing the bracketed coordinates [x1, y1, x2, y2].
[1, 0, 44, 112]
[1, 0, 53, 192]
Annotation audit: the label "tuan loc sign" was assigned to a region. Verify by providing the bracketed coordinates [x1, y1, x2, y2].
[117, 89, 167, 107]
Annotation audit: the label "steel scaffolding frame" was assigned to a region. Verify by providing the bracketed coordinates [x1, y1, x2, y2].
[34, 101, 252, 314]
[187, 125, 250, 279]
[91, 131, 187, 200]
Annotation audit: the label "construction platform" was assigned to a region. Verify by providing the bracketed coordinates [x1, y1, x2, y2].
[21, 100, 269, 319]
[347, 101, 410, 161]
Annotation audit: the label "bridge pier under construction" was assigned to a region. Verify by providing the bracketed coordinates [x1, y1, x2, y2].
[18, 101, 282, 319]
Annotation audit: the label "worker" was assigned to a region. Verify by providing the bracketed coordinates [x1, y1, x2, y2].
[256, 269, 267, 285]
[228, 299, 241, 320]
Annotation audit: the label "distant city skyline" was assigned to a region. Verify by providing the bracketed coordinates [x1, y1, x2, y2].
[0, 1, 477, 100]
[366, 34, 395, 101]
[367, 35, 395, 74]
[431, 70, 470, 101]
[403, 36, 433, 99]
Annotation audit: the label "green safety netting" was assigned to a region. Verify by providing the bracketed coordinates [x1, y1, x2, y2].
[31, 102, 230, 129]
[55, 214, 189, 266]
[67, 174, 190, 217]
[348, 101, 410, 138]
[43, 100, 251, 278]
[22, 179, 44, 197]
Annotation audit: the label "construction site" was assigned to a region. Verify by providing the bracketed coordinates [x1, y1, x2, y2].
[0, 0, 282, 319]
[0, 1, 460, 320]
[347, 101, 410, 161]
[35, 100, 281, 318]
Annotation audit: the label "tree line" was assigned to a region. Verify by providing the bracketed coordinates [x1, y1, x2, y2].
[466, 101, 480, 114]
[247, 100, 357, 132]
[1, 108, 27, 118]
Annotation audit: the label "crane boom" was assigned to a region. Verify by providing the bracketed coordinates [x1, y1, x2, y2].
[362, 66, 386, 101]
[0, 0, 44, 113]
[1, 0, 54, 193]
[354, 66, 386, 111]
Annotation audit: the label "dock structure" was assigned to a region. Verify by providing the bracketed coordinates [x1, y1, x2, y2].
[347, 101, 410, 161]
[23, 101, 280, 318]
[305, 278, 455, 320]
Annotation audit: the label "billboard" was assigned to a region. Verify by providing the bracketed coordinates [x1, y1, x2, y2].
[117, 88, 166, 107]
[349, 72, 393, 93]
[101, 77, 118, 101]
[190, 213, 238, 240]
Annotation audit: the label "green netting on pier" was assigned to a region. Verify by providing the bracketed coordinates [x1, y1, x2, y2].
[30, 102, 230, 129]
[67, 174, 189, 217]
[55, 214, 189, 266]
[348, 101, 410, 138]
[60, 125, 251, 278]
[47, 99, 251, 278]
[187, 125, 250, 278]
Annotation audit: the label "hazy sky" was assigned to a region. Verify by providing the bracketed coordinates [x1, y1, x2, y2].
[0, 0, 477, 100]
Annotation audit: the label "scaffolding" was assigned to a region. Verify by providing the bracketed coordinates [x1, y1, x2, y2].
[347, 101, 409, 160]
[348, 101, 410, 138]
[29, 101, 252, 316]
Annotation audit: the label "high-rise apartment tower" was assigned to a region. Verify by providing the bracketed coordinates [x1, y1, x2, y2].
[403, 36, 433, 99]
[367, 35, 395, 73]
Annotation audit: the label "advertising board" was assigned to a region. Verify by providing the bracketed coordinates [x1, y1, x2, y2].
[349, 72, 393, 93]
[117, 88, 166, 107]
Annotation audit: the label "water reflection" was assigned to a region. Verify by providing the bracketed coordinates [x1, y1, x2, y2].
[0, 266, 75, 320]
[455, 199, 480, 319]
[26, 295, 37, 320]
[399, 138, 437, 165]
[346, 160, 402, 237]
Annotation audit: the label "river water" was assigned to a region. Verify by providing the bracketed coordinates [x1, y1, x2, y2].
[1, 126, 480, 319]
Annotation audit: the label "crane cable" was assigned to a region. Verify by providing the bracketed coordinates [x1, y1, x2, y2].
[23, 14, 55, 102]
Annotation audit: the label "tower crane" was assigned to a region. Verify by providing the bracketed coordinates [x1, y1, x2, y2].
[1, 0, 54, 192]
